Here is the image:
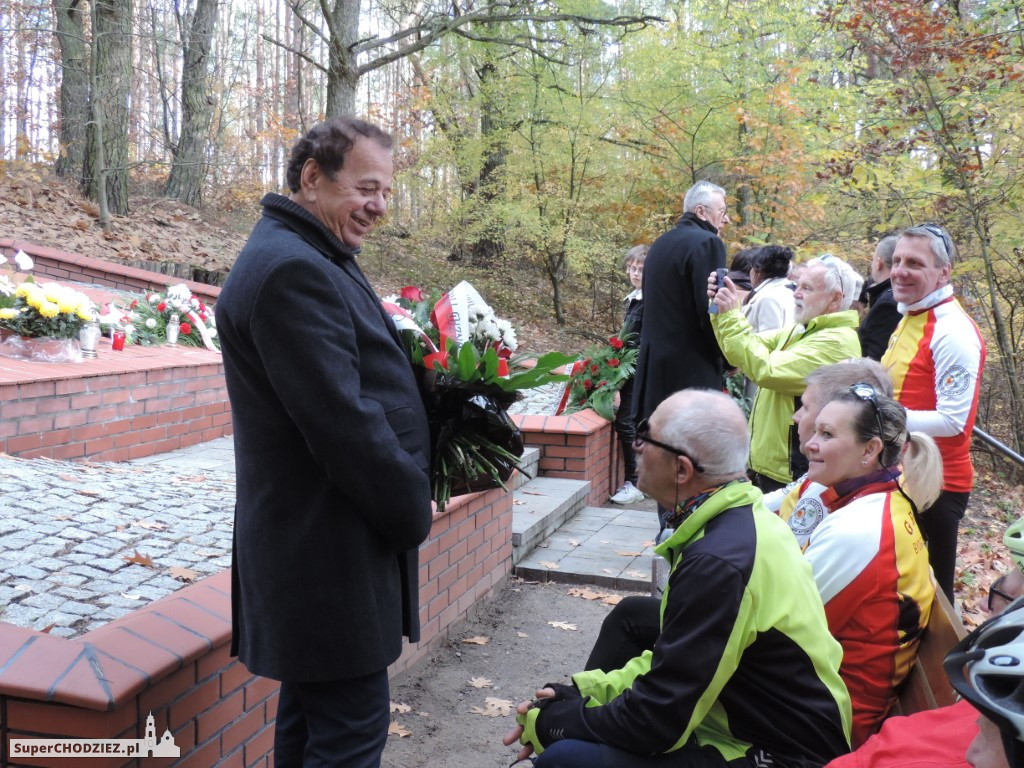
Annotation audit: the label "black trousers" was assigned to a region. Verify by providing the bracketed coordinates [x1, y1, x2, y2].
[613, 377, 639, 484]
[585, 595, 661, 673]
[921, 489, 970, 603]
[274, 669, 390, 768]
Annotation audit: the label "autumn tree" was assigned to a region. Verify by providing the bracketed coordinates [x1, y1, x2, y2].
[821, 0, 1024, 452]
[164, 0, 220, 206]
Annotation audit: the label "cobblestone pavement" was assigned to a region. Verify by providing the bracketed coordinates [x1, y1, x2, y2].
[0, 438, 235, 638]
[0, 383, 565, 640]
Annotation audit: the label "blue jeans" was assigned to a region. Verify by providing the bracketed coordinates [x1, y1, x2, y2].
[532, 739, 729, 768]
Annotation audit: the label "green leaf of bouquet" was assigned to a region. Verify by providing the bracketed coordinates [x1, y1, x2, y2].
[590, 389, 616, 421]
[480, 346, 500, 380]
[456, 340, 480, 381]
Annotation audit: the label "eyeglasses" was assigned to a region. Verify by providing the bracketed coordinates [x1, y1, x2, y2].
[989, 583, 1016, 612]
[850, 382, 885, 443]
[818, 253, 846, 298]
[634, 418, 706, 473]
[920, 223, 954, 261]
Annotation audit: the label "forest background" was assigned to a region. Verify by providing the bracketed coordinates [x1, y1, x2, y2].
[1, 0, 1023, 462]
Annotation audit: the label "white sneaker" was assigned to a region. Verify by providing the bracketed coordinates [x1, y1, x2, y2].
[610, 481, 644, 504]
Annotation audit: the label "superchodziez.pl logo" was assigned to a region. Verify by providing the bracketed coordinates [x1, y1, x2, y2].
[9, 712, 180, 759]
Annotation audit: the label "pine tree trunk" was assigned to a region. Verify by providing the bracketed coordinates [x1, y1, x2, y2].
[325, 0, 360, 116]
[52, 0, 89, 179]
[83, 0, 132, 216]
[164, 0, 219, 207]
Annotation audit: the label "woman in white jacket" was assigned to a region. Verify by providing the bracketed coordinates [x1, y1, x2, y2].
[741, 245, 796, 400]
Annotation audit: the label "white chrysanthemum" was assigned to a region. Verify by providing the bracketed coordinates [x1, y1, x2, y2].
[145, 318, 157, 329]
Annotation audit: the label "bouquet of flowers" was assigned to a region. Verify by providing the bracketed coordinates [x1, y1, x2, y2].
[0, 278, 96, 363]
[0, 279, 94, 339]
[98, 284, 219, 351]
[561, 330, 638, 421]
[383, 281, 573, 510]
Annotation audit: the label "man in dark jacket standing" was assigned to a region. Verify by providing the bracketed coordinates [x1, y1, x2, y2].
[216, 117, 433, 767]
[632, 180, 728, 526]
[858, 235, 902, 360]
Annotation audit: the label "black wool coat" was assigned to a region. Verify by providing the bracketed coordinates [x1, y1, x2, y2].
[216, 193, 433, 682]
[632, 213, 726, 422]
[858, 278, 902, 361]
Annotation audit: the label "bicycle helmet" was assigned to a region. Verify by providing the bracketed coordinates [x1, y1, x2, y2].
[1005, 516, 1024, 573]
[944, 597, 1024, 767]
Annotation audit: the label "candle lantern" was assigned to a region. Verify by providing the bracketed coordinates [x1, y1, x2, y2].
[166, 313, 180, 345]
[112, 330, 126, 351]
[79, 323, 101, 358]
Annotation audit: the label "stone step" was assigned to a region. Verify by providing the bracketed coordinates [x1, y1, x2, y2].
[514, 506, 661, 591]
[511, 476, 590, 564]
[509, 447, 540, 491]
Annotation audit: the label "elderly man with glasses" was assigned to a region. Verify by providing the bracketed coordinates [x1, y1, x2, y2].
[504, 389, 852, 768]
[880, 224, 986, 603]
[708, 254, 863, 492]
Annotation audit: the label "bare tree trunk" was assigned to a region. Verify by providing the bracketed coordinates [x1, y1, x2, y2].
[325, 0, 360, 116]
[83, 0, 133, 216]
[53, 0, 89, 178]
[165, 0, 220, 206]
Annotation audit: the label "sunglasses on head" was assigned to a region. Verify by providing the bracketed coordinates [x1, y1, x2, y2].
[634, 418, 706, 473]
[850, 382, 886, 443]
[919, 223, 954, 260]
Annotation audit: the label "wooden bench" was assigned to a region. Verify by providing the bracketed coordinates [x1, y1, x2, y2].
[892, 588, 968, 715]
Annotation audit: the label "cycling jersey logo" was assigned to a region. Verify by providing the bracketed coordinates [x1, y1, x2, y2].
[789, 497, 825, 537]
[938, 364, 970, 396]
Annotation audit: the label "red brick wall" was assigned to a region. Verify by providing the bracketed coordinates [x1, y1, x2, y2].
[512, 411, 615, 507]
[0, 240, 220, 306]
[0, 487, 513, 768]
[0, 364, 231, 462]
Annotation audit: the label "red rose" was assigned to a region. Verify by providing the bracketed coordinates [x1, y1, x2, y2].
[590, 364, 600, 375]
[180, 322, 192, 336]
[400, 285, 425, 302]
[608, 358, 620, 368]
[198, 312, 207, 322]
[609, 336, 624, 350]
[157, 302, 167, 312]
[130, 299, 139, 309]
[583, 380, 594, 390]
[598, 380, 609, 388]
[583, 357, 592, 366]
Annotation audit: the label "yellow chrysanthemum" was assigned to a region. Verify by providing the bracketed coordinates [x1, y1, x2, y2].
[0, 307, 19, 320]
[43, 284, 66, 303]
[76, 307, 93, 321]
[25, 293, 45, 311]
[15, 283, 41, 300]
[37, 302, 61, 319]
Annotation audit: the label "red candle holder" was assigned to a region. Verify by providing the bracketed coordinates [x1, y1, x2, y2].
[111, 330, 126, 351]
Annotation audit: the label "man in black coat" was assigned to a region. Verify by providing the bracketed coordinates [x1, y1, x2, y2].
[858, 234, 902, 360]
[216, 117, 433, 767]
[632, 181, 729, 527]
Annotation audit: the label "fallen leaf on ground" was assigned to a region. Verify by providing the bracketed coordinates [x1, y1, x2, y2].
[38, 624, 55, 634]
[602, 595, 623, 606]
[388, 721, 411, 738]
[169, 566, 199, 582]
[616, 551, 642, 557]
[120, 592, 142, 600]
[513, 500, 526, 506]
[123, 550, 155, 567]
[58, 474, 79, 483]
[602, 568, 614, 574]
[626, 570, 648, 579]
[643, 540, 656, 547]
[469, 697, 513, 717]
[568, 587, 609, 601]
[568, 539, 581, 547]
[548, 621, 578, 631]
[53, 514, 72, 520]
[469, 677, 493, 688]
[178, 475, 207, 483]
[516, 631, 529, 638]
[462, 636, 490, 645]
[14, 584, 31, 591]
[195, 550, 223, 557]
[520, 490, 547, 496]
[390, 702, 412, 714]
[538, 561, 560, 570]
[133, 520, 168, 531]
